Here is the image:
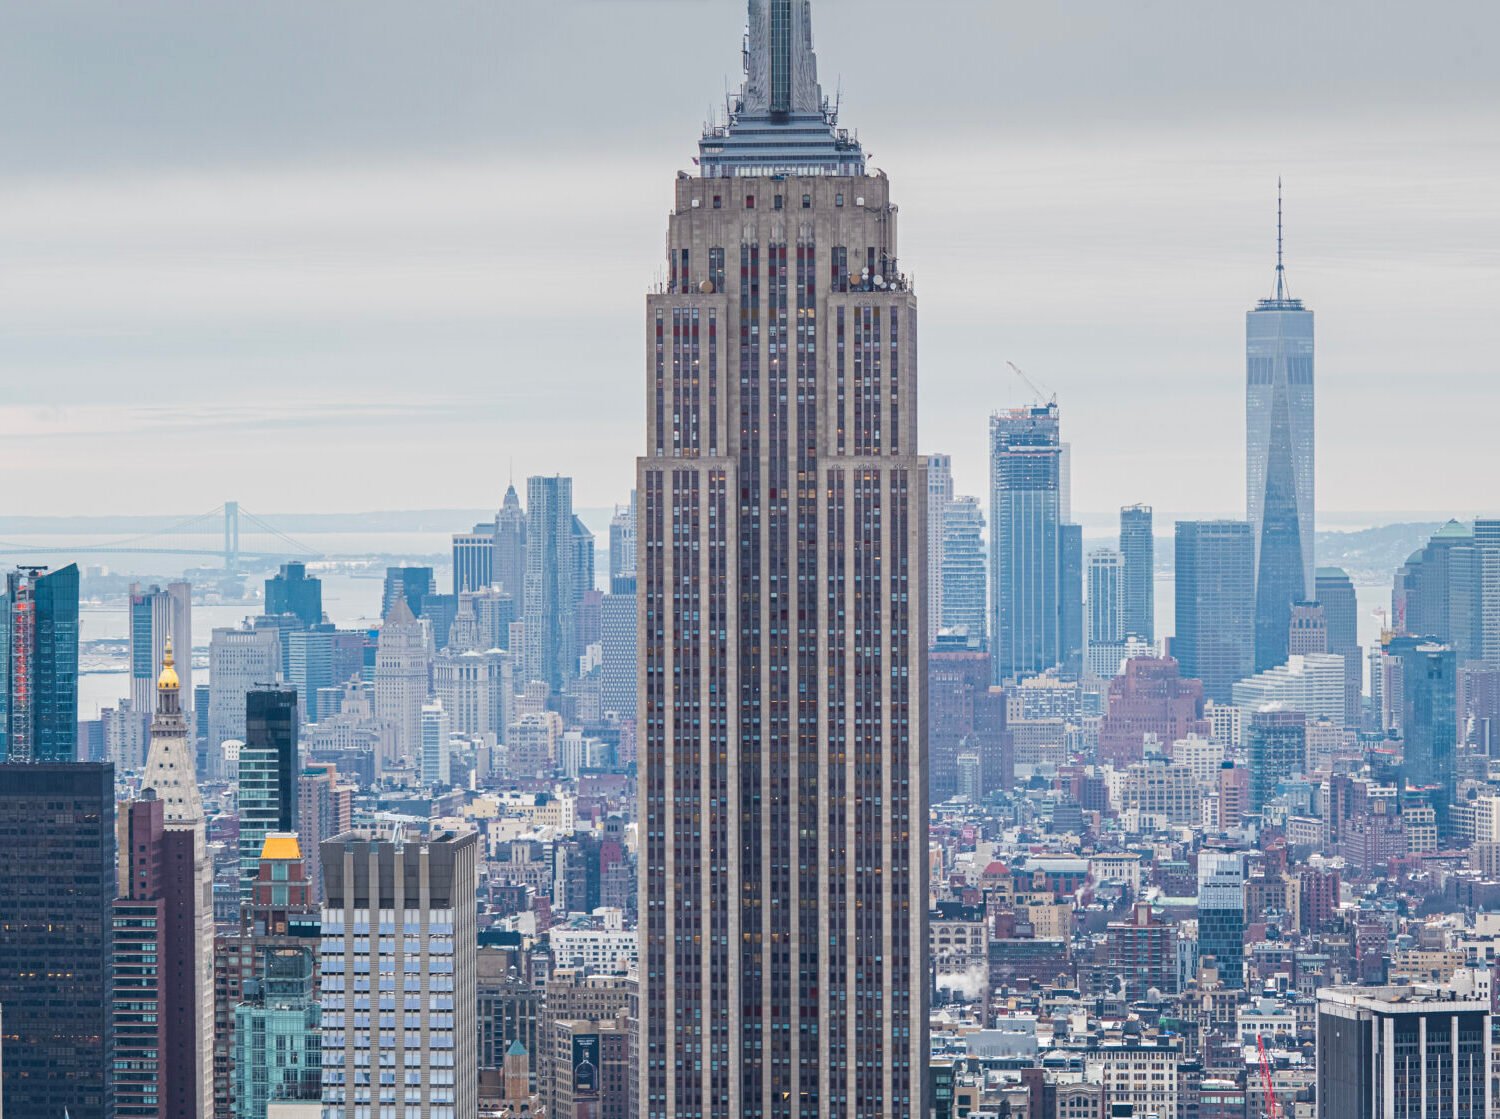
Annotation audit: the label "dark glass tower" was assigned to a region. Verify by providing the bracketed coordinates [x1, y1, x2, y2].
[265, 561, 323, 628]
[1120, 505, 1155, 642]
[239, 686, 299, 897]
[1317, 567, 1363, 727]
[1174, 522, 1255, 703]
[523, 475, 581, 692]
[1247, 190, 1315, 671]
[0, 762, 116, 1118]
[639, 3, 927, 1114]
[1, 563, 80, 762]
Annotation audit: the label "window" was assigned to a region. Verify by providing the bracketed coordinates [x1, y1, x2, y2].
[803, 194, 812, 209]
[745, 195, 755, 209]
[774, 194, 784, 210]
[713, 195, 722, 209]
[835, 193, 844, 207]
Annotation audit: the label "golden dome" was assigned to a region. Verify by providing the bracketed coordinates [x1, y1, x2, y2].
[158, 637, 180, 690]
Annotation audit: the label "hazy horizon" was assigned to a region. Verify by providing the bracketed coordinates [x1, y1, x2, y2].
[5, 0, 1497, 518]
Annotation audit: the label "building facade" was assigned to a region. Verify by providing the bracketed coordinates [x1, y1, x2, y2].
[239, 686, 298, 897]
[1121, 504, 1155, 643]
[637, 4, 927, 1114]
[1247, 223, 1315, 671]
[0, 761, 115, 1118]
[990, 404, 1064, 683]
[940, 495, 987, 645]
[1174, 521, 1255, 703]
[318, 831, 479, 1119]
[524, 475, 582, 692]
[1, 562, 80, 762]
[927, 452, 953, 646]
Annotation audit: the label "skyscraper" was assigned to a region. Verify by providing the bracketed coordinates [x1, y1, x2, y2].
[130, 580, 194, 731]
[639, 4, 927, 1114]
[1394, 521, 1482, 661]
[0, 761, 116, 1118]
[1197, 848, 1246, 988]
[495, 482, 529, 608]
[608, 493, 638, 596]
[1479, 518, 1500, 667]
[1120, 505, 1155, 643]
[381, 565, 436, 620]
[452, 526, 496, 596]
[523, 475, 580, 692]
[940, 496, 987, 643]
[1387, 635, 1458, 830]
[265, 562, 322, 628]
[990, 404, 1064, 683]
[928, 452, 954, 646]
[208, 625, 283, 775]
[1317, 566, 1363, 727]
[1247, 191, 1315, 671]
[374, 596, 431, 764]
[239, 686, 298, 897]
[1, 562, 80, 762]
[319, 830, 479, 1119]
[1088, 548, 1125, 650]
[1174, 521, 1255, 703]
[1247, 706, 1307, 811]
[1316, 986, 1491, 1119]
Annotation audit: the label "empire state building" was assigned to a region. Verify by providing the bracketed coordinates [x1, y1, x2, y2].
[637, 3, 928, 1117]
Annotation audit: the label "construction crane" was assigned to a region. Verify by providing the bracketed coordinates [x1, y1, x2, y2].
[1006, 361, 1057, 407]
[1257, 1034, 1284, 1119]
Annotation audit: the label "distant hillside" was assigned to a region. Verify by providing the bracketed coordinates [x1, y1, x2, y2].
[1316, 522, 1449, 585]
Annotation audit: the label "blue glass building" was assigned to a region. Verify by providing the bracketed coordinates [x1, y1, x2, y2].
[1, 563, 80, 762]
[1247, 198, 1315, 671]
[1174, 522, 1255, 703]
[989, 404, 1064, 683]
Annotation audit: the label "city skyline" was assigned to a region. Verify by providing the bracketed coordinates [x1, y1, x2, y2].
[4, 1, 1500, 517]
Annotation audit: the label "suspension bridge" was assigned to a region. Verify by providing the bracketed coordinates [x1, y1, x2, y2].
[0, 503, 319, 568]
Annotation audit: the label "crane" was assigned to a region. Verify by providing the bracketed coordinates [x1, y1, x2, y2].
[1005, 361, 1057, 407]
[1257, 1034, 1284, 1119]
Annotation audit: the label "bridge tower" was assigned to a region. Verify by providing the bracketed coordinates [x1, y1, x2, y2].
[224, 502, 240, 570]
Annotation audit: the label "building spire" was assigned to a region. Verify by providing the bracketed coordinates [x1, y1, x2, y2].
[743, 0, 823, 119]
[1274, 178, 1289, 302]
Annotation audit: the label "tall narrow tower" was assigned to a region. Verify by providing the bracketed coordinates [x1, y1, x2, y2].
[1248, 185, 1315, 671]
[639, 3, 928, 1116]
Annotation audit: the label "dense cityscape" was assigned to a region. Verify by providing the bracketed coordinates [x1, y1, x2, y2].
[3, 4, 1498, 1119]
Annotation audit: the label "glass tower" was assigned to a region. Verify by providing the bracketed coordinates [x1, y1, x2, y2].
[990, 404, 1064, 683]
[1247, 193, 1315, 671]
[1197, 849, 1247, 988]
[239, 686, 298, 898]
[941, 496, 988, 644]
[1174, 521, 1255, 703]
[1, 563, 80, 763]
[1120, 505, 1155, 643]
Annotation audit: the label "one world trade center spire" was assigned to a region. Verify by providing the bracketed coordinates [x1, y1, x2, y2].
[1247, 184, 1315, 671]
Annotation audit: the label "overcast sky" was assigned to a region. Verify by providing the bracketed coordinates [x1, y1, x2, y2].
[3, 0, 1497, 523]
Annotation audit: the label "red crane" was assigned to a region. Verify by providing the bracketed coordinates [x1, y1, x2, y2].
[1257, 1033, 1283, 1119]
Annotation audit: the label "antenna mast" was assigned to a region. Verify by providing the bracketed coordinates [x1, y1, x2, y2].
[1274, 178, 1288, 302]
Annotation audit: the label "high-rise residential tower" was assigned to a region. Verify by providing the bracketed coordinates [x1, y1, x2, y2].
[1197, 848, 1247, 988]
[928, 452, 954, 646]
[1, 562, 80, 762]
[1174, 521, 1256, 703]
[940, 496, 987, 644]
[1088, 548, 1125, 649]
[1247, 190, 1315, 671]
[638, 4, 927, 1115]
[1120, 505, 1155, 643]
[990, 404, 1064, 683]
[130, 580, 194, 732]
[1479, 518, 1500, 667]
[523, 475, 581, 692]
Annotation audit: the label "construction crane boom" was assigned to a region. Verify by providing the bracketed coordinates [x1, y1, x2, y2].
[1005, 361, 1057, 407]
